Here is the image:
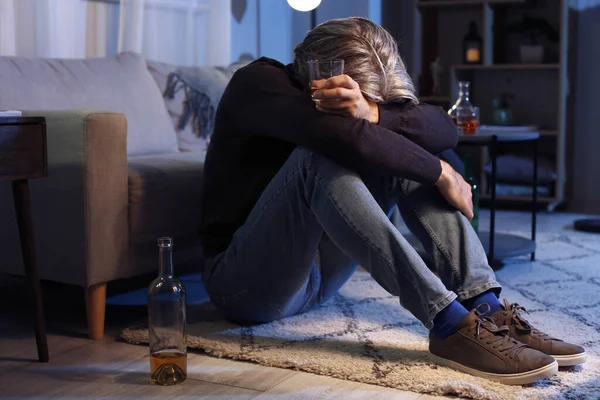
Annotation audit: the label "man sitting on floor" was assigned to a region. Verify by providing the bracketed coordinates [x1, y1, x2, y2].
[198, 17, 585, 385]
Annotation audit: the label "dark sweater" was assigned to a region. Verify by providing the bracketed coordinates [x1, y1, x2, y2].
[199, 57, 458, 257]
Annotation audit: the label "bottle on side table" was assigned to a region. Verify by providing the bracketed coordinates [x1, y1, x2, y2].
[448, 81, 479, 135]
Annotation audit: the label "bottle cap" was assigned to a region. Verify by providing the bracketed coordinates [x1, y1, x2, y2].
[158, 237, 173, 248]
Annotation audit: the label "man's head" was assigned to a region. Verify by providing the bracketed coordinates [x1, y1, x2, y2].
[293, 17, 418, 105]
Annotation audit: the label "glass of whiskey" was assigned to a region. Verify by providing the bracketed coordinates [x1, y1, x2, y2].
[307, 59, 345, 101]
[457, 106, 480, 135]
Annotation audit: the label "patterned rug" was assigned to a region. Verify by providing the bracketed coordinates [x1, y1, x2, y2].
[122, 226, 600, 399]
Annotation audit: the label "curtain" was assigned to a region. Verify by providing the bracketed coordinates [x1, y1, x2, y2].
[118, 0, 232, 66]
[0, 0, 15, 56]
[0, 0, 104, 58]
[0, 0, 232, 66]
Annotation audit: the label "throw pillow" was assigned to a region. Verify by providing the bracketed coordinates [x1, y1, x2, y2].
[147, 60, 202, 152]
[164, 60, 251, 140]
[147, 59, 251, 152]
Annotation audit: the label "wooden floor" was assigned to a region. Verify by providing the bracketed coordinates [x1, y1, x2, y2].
[3, 209, 574, 399]
[0, 272, 443, 399]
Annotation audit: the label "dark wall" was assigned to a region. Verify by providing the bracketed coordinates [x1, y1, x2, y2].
[382, 0, 415, 77]
[570, 4, 600, 214]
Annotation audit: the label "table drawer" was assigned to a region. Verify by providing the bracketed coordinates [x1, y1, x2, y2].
[0, 123, 47, 181]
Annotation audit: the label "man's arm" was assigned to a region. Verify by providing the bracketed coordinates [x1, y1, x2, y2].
[294, 70, 472, 219]
[227, 60, 442, 185]
[378, 103, 459, 154]
[310, 74, 458, 154]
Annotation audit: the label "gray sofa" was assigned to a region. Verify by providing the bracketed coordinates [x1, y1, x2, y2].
[0, 52, 231, 339]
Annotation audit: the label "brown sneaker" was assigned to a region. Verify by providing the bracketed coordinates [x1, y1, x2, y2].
[490, 300, 586, 367]
[429, 308, 558, 385]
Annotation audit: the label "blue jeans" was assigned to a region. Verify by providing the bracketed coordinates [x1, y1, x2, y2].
[202, 148, 501, 328]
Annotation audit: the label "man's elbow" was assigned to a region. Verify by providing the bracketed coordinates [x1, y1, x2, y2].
[447, 129, 459, 150]
[423, 104, 459, 153]
[439, 113, 459, 151]
[430, 125, 459, 155]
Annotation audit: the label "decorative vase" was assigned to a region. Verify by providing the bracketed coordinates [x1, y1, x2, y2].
[492, 109, 513, 126]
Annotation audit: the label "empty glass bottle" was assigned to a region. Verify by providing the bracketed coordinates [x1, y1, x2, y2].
[147, 237, 187, 386]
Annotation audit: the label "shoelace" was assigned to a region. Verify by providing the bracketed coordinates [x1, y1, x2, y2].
[502, 300, 555, 341]
[474, 304, 527, 358]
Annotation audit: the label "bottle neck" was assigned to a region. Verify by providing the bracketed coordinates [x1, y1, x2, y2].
[159, 247, 174, 277]
[458, 87, 470, 103]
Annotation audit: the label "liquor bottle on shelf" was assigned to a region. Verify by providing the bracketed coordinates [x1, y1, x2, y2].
[147, 237, 187, 386]
[463, 21, 482, 64]
[463, 154, 479, 232]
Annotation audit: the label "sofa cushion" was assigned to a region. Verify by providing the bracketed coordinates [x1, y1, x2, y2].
[128, 151, 206, 242]
[0, 52, 179, 156]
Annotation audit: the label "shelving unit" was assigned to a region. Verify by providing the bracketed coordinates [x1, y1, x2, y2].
[419, 95, 450, 103]
[452, 63, 560, 70]
[412, 0, 569, 209]
[481, 194, 555, 202]
[417, 0, 527, 8]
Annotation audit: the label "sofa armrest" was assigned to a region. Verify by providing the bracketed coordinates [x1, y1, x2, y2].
[0, 110, 129, 287]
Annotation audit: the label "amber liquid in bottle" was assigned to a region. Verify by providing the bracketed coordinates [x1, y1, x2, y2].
[148, 237, 187, 386]
[150, 350, 187, 385]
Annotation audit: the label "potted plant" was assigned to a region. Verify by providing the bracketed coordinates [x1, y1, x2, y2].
[506, 15, 559, 64]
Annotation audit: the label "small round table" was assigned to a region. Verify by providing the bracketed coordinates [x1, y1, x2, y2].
[457, 131, 540, 263]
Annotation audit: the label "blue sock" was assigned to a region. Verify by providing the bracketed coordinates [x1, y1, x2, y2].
[430, 300, 470, 339]
[461, 290, 503, 316]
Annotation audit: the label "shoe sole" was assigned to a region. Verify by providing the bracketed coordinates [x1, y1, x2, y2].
[429, 354, 559, 385]
[552, 352, 587, 367]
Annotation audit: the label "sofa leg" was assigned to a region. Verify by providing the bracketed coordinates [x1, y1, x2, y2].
[85, 283, 106, 340]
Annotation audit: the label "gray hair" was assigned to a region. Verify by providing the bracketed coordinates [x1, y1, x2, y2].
[293, 17, 418, 104]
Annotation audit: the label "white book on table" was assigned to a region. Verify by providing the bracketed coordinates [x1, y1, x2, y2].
[0, 110, 22, 117]
[479, 125, 538, 134]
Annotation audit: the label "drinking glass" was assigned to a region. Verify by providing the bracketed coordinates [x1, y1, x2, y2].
[307, 59, 344, 101]
[457, 106, 480, 135]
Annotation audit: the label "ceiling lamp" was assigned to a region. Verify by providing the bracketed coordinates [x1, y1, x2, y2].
[287, 0, 321, 12]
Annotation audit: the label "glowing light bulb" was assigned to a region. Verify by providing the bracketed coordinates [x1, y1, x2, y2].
[286, 0, 321, 12]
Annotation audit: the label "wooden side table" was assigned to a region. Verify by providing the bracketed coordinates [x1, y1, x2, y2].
[0, 116, 49, 362]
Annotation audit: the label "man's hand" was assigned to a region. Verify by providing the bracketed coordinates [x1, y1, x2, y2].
[312, 75, 379, 124]
[435, 160, 474, 220]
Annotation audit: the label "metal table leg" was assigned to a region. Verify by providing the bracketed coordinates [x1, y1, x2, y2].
[531, 138, 538, 261]
[489, 136, 498, 262]
[12, 179, 49, 362]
